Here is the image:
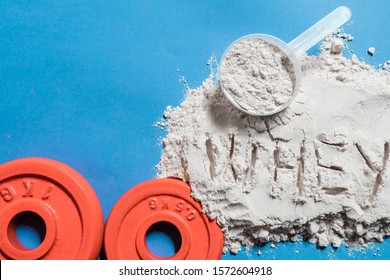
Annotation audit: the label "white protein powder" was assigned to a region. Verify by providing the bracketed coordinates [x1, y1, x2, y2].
[219, 37, 295, 114]
[157, 44, 390, 253]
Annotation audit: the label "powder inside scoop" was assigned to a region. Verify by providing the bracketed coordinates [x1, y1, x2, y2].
[219, 37, 296, 115]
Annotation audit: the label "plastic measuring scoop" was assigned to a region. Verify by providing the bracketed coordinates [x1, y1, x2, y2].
[219, 6, 352, 116]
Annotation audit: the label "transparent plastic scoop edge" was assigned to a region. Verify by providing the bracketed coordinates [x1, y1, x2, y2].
[288, 6, 352, 56]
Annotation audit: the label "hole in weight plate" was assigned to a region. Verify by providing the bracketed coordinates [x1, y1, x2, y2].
[8, 211, 47, 250]
[145, 221, 182, 258]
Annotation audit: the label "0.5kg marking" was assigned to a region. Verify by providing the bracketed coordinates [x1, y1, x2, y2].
[148, 197, 196, 221]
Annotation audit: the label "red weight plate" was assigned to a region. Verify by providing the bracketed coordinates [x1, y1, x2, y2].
[0, 158, 104, 259]
[104, 178, 224, 260]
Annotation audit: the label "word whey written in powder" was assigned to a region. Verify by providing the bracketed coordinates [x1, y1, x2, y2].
[158, 40, 390, 253]
[219, 37, 296, 115]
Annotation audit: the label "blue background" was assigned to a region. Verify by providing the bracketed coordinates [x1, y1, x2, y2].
[1, 0, 389, 259]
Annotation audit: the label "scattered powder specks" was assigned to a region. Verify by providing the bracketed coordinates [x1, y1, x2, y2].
[368, 47, 376, 56]
[338, 33, 354, 41]
[381, 61, 390, 71]
[157, 39, 390, 254]
[330, 38, 344, 54]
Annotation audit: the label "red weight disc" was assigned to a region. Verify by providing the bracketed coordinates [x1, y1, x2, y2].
[104, 178, 224, 260]
[0, 158, 104, 259]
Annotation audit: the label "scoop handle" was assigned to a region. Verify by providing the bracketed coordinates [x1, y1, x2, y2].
[288, 6, 351, 56]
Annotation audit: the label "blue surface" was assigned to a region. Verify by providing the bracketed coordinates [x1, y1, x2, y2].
[1, 0, 389, 259]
